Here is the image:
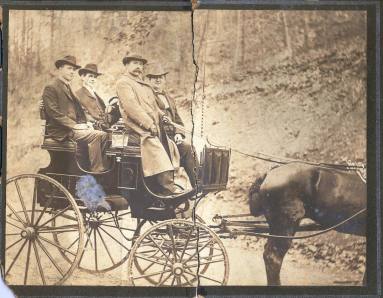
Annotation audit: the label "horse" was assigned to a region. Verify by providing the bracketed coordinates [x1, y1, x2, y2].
[248, 162, 366, 286]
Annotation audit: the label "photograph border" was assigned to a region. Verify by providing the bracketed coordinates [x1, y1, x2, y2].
[0, 0, 381, 297]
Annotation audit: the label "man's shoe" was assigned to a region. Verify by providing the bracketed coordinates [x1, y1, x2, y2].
[157, 185, 185, 197]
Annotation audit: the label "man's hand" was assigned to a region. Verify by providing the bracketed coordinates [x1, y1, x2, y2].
[74, 123, 91, 130]
[162, 115, 172, 124]
[149, 124, 158, 137]
[174, 133, 184, 145]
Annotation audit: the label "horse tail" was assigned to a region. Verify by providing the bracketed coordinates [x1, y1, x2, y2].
[249, 173, 267, 216]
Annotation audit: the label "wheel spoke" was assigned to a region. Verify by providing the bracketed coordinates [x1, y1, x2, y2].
[176, 276, 182, 286]
[147, 235, 172, 264]
[93, 229, 98, 271]
[6, 239, 27, 276]
[34, 195, 54, 227]
[36, 237, 65, 277]
[66, 236, 80, 251]
[14, 180, 31, 225]
[156, 251, 171, 284]
[179, 227, 194, 261]
[133, 269, 172, 280]
[37, 206, 71, 228]
[181, 273, 194, 286]
[31, 184, 38, 225]
[135, 253, 171, 267]
[6, 202, 27, 226]
[101, 223, 136, 232]
[78, 228, 93, 265]
[170, 275, 176, 286]
[137, 257, 157, 274]
[188, 258, 225, 268]
[6, 238, 24, 251]
[6, 219, 25, 230]
[183, 238, 215, 263]
[99, 211, 131, 222]
[38, 224, 79, 234]
[6, 233, 22, 236]
[32, 240, 46, 285]
[168, 224, 178, 262]
[96, 228, 115, 266]
[99, 226, 130, 251]
[197, 273, 223, 285]
[23, 241, 32, 285]
[38, 235, 77, 257]
[157, 272, 173, 286]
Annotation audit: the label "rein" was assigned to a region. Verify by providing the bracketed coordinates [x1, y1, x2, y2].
[222, 208, 367, 240]
[169, 120, 365, 171]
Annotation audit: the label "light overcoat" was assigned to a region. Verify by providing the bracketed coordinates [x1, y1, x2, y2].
[116, 73, 179, 177]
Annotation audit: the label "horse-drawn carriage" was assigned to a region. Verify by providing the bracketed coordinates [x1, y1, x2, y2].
[5, 119, 231, 286]
[4, 110, 367, 287]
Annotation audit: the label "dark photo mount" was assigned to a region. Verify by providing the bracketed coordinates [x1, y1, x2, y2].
[0, 0, 381, 297]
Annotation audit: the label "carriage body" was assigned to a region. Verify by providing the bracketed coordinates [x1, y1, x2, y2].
[37, 128, 231, 220]
[5, 123, 231, 286]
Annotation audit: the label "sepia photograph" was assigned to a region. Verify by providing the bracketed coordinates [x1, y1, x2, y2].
[3, 7, 369, 289]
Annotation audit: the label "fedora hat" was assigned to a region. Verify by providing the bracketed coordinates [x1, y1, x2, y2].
[122, 53, 148, 65]
[78, 63, 102, 76]
[55, 55, 81, 69]
[145, 63, 169, 77]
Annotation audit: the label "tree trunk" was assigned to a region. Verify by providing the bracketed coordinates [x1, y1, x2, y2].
[234, 10, 244, 72]
[303, 13, 310, 50]
[281, 12, 293, 58]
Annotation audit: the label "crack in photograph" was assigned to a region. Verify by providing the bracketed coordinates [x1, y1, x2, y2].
[3, 7, 367, 288]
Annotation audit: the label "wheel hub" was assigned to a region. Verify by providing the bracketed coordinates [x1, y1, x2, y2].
[21, 227, 36, 240]
[172, 262, 184, 276]
[88, 219, 100, 229]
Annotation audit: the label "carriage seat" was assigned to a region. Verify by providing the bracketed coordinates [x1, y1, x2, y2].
[41, 138, 76, 152]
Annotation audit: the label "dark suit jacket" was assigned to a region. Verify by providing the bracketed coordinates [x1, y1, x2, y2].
[42, 78, 87, 141]
[155, 92, 185, 137]
[76, 86, 106, 122]
[76, 86, 120, 128]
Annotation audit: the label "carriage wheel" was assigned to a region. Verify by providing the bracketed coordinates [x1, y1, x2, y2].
[127, 219, 229, 286]
[5, 174, 85, 285]
[53, 207, 137, 273]
[131, 213, 212, 285]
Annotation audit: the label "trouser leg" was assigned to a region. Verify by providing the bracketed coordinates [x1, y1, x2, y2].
[177, 141, 199, 187]
[72, 129, 109, 172]
[155, 170, 183, 195]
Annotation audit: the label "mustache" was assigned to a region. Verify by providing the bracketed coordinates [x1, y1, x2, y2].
[133, 68, 142, 73]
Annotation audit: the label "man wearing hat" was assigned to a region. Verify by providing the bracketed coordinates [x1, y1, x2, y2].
[42, 55, 109, 172]
[146, 63, 198, 187]
[76, 63, 120, 130]
[116, 53, 183, 196]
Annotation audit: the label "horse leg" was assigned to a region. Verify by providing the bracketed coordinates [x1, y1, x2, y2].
[263, 195, 305, 286]
[263, 224, 294, 286]
[362, 270, 366, 285]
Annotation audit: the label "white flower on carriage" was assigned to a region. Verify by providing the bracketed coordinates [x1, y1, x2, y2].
[75, 175, 111, 212]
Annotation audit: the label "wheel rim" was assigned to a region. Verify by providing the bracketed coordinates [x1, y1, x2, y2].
[53, 208, 137, 273]
[5, 174, 84, 285]
[127, 219, 229, 286]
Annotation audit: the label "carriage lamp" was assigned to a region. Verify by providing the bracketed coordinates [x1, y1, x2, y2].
[110, 121, 129, 148]
[111, 130, 129, 148]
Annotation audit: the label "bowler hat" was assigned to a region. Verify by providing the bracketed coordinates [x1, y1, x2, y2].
[146, 63, 169, 77]
[78, 64, 102, 76]
[122, 53, 148, 65]
[55, 55, 81, 69]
